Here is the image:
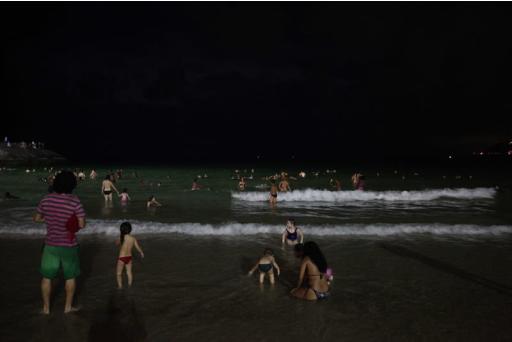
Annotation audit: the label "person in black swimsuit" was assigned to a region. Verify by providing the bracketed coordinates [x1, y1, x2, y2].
[281, 218, 304, 246]
[248, 248, 281, 285]
[269, 180, 278, 206]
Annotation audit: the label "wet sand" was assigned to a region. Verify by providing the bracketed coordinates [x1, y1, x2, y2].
[1, 235, 512, 341]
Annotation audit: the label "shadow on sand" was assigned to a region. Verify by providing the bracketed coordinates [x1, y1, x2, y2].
[75, 242, 98, 298]
[378, 243, 512, 297]
[88, 291, 147, 341]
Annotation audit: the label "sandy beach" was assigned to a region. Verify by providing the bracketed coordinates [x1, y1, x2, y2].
[1, 235, 512, 341]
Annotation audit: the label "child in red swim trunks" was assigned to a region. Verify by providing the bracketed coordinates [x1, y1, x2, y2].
[116, 222, 144, 289]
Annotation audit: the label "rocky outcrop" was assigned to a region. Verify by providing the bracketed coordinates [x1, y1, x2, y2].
[0, 147, 66, 166]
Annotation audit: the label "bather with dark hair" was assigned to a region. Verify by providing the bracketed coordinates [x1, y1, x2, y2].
[33, 169, 86, 314]
[101, 174, 119, 203]
[52, 170, 78, 194]
[146, 195, 162, 208]
[290, 241, 330, 301]
[5, 192, 20, 199]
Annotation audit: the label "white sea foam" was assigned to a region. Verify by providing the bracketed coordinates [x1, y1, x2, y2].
[0, 220, 510, 237]
[231, 188, 496, 202]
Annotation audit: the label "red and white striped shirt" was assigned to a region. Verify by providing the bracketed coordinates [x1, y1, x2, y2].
[37, 193, 86, 247]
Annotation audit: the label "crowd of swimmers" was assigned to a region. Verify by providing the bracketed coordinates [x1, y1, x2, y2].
[233, 169, 366, 205]
[32, 170, 333, 315]
[5, 166, 369, 208]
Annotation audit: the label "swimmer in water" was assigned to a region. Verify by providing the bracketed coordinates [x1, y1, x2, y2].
[238, 177, 247, 191]
[4, 192, 19, 200]
[269, 180, 278, 205]
[102, 175, 119, 203]
[146, 196, 162, 208]
[351, 172, 360, 188]
[278, 177, 291, 192]
[355, 175, 365, 191]
[116, 222, 144, 289]
[330, 178, 341, 191]
[119, 188, 131, 205]
[77, 170, 86, 181]
[281, 218, 304, 246]
[89, 169, 97, 180]
[248, 248, 281, 285]
[191, 179, 202, 191]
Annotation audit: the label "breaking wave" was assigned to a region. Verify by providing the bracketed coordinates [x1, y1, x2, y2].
[232, 188, 496, 202]
[0, 220, 510, 237]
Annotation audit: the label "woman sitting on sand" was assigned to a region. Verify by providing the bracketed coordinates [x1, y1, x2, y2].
[290, 241, 330, 301]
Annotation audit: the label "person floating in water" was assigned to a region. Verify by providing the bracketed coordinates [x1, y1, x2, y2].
[146, 195, 162, 208]
[238, 177, 247, 191]
[102, 175, 119, 203]
[4, 192, 19, 199]
[282, 218, 304, 246]
[116, 222, 144, 289]
[291, 242, 330, 301]
[248, 248, 281, 285]
[119, 188, 131, 205]
[269, 180, 278, 205]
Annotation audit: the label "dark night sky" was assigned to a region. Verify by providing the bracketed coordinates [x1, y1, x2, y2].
[1, 3, 512, 163]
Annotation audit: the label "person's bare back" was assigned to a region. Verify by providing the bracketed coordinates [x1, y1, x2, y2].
[116, 222, 144, 289]
[118, 234, 142, 258]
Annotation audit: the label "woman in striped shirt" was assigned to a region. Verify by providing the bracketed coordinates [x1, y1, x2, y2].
[34, 170, 86, 314]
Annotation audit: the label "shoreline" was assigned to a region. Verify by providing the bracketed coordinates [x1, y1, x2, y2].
[1, 236, 512, 341]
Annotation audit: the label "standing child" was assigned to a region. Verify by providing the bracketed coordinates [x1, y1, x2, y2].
[116, 222, 144, 289]
[248, 248, 281, 285]
[119, 188, 131, 205]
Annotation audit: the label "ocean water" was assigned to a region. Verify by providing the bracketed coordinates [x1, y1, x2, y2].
[1, 164, 512, 341]
[1, 165, 511, 233]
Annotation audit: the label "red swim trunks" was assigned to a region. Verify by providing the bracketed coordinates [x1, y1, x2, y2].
[118, 256, 132, 264]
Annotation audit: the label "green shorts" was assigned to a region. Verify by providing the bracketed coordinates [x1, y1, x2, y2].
[40, 245, 81, 280]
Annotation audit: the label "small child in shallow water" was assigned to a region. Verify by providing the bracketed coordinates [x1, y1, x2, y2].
[248, 248, 281, 285]
[116, 222, 144, 289]
[119, 188, 131, 205]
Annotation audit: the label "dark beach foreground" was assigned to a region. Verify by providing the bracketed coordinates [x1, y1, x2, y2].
[1, 235, 512, 342]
